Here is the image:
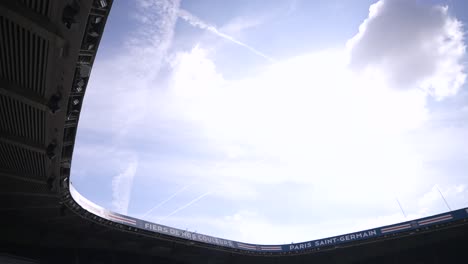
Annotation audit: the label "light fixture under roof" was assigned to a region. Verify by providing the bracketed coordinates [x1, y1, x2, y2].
[86, 43, 95, 50]
[97, 0, 107, 8]
[88, 31, 99, 37]
[93, 16, 102, 24]
[76, 79, 85, 87]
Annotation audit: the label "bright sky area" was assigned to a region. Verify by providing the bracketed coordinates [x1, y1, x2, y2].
[71, 0, 468, 244]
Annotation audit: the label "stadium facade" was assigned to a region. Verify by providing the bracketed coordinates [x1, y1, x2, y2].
[1, 0, 467, 263]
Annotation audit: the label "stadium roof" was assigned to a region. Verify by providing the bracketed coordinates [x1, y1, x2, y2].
[1, 0, 468, 263]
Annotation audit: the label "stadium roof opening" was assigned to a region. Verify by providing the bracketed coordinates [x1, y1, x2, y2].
[70, 0, 468, 245]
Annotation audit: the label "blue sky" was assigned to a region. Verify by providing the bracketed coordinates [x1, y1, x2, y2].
[71, 0, 468, 244]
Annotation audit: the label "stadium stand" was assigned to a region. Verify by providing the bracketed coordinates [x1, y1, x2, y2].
[1, 0, 467, 263]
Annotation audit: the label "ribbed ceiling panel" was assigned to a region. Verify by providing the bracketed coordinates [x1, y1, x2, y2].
[0, 16, 49, 97]
[0, 194, 57, 209]
[19, 0, 51, 17]
[0, 95, 46, 144]
[0, 142, 47, 181]
[0, 175, 49, 194]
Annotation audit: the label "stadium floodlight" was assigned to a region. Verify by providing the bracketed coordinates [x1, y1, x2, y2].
[88, 31, 99, 37]
[80, 65, 91, 77]
[76, 79, 85, 87]
[86, 43, 95, 50]
[66, 110, 80, 121]
[93, 16, 102, 24]
[61, 177, 69, 189]
[75, 86, 83, 93]
[97, 0, 107, 8]
[73, 99, 80, 105]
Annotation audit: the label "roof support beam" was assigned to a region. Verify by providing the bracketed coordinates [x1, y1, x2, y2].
[0, 205, 60, 211]
[0, 1, 65, 46]
[0, 78, 49, 111]
[0, 170, 47, 185]
[0, 132, 47, 154]
[0, 192, 57, 198]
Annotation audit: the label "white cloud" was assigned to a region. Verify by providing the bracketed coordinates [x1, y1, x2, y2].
[159, 191, 211, 221]
[142, 185, 189, 218]
[112, 159, 138, 214]
[134, 1, 467, 236]
[152, 183, 468, 244]
[130, 0, 181, 75]
[418, 184, 467, 214]
[220, 16, 266, 36]
[81, 0, 180, 136]
[161, 46, 429, 197]
[347, 0, 466, 99]
[76, 0, 468, 243]
[178, 9, 275, 62]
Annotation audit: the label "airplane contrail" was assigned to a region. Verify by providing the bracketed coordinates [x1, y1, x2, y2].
[178, 9, 276, 63]
[159, 191, 212, 221]
[142, 185, 190, 218]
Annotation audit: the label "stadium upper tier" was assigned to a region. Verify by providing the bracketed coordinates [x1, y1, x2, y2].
[1, 0, 467, 263]
[69, 183, 468, 255]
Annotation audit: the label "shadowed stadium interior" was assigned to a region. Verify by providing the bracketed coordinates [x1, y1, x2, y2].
[1, 0, 468, 263]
